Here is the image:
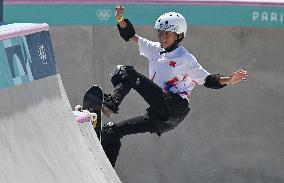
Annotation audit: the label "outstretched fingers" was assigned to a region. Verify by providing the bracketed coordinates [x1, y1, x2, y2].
[230, 70, 248, 84]
[115, 5, 124, 18]
[236, 70, 248, 81]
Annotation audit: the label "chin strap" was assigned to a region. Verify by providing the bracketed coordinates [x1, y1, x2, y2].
[160, 41, 180, 55]
[160, 34, 183, 55]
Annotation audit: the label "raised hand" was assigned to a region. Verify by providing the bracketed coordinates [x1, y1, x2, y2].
[115, 5, 124, 20]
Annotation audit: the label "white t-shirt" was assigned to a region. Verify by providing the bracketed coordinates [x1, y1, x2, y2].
[138, 36, 210, 100]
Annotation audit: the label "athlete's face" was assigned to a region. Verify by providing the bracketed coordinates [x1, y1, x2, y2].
[157, 30, 178, 49]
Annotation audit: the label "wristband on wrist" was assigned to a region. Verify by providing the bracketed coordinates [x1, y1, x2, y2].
[204, 74, 227, 89]
[117, 19, 136, 41]
[117, 16, 124, 23]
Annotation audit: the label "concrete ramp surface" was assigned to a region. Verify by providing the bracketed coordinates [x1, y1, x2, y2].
[0, 23, 121, 183]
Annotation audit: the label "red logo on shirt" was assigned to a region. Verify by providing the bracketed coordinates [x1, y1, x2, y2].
[169, 61, 176, 67]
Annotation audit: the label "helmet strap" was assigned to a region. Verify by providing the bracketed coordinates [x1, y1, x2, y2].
[160, 34, 183, 55]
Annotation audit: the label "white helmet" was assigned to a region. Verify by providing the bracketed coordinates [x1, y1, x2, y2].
[154, 12, 187, 36]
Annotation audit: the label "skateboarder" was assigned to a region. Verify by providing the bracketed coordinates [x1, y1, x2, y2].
[100, 5, 248, 167]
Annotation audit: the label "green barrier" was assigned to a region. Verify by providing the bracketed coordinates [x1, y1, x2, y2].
[4, 4, 284, 27]
[0, 0, 3, 22]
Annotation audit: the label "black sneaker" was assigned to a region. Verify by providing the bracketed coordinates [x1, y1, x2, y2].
[102, 122, 122, 140]
[101, 122, 122, 167]
[102, 94, 119, 118]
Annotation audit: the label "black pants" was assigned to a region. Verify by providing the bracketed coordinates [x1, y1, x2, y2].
[101, 66, 190, 167]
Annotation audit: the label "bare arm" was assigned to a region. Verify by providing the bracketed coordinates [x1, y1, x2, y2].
[115, 5, 139, 44]
[219, 70, 248, 85]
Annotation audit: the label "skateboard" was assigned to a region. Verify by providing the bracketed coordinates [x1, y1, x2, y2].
[82, 85, 103, 141]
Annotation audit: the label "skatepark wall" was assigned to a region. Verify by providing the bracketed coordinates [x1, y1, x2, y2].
[3, 1, 284, 183]
[0, 23, 121, 183]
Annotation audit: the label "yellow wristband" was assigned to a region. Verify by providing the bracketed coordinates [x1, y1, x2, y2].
[117, 16, 124, 23]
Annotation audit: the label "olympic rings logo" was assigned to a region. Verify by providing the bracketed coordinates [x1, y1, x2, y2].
[96, 9, 112, 21]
